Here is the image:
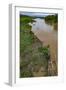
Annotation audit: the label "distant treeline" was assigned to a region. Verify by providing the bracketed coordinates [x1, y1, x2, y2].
[44, 14, 58, 24]
[20, 14, 43, 19]
[20, 15, 35, 24]
[44, 14, 58, 30]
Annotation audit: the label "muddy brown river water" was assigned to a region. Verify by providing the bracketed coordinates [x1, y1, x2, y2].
[30, 18, 58, 75]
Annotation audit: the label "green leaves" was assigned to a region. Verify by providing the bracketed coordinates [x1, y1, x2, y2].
[38, 46, 50, 60]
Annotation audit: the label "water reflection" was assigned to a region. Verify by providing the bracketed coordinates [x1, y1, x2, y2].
[32, 18, 53, 32]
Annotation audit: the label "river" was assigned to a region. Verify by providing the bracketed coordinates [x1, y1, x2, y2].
[30, 18, 58, 75]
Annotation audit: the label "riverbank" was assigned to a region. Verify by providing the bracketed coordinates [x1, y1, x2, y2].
[20, 15, 50, 77]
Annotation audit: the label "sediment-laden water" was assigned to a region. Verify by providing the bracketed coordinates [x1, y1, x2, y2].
[30, 18, 58, 75]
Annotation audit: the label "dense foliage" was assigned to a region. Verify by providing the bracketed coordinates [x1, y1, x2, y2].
[44, 14, 58, 30]
[20, 15, 50, 77]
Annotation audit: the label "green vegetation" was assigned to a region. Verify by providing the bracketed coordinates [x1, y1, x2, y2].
[20, 15, 35, 24]
[38, 46, 50, 60]
[44, 14, 58, 30]
[20, 15, 51, 77]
